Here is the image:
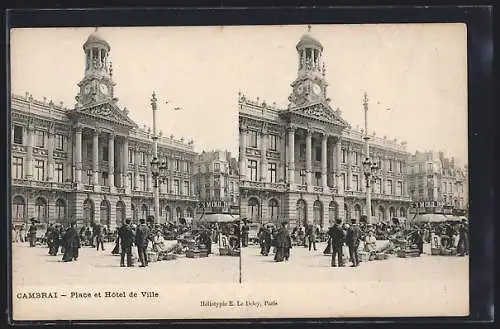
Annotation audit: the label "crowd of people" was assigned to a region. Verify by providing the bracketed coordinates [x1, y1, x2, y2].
[250, 217, 469, 266]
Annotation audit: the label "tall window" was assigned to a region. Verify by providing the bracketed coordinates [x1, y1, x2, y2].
[396, 181, 403, 196]
[269, 135, 278, 151]
[128, 149, 134, 164]
[300, 169, 306, 185]
[248, 160, 258, 181]
[248, 131, 258, 148]
[387, 179, 393, 194]
[164, 178, 169, 193]
[35, 197, 47, 222]
[103, 147, 109, 161]
[376, 179, 382, 194]
[388, 159, 393, 172]
[269, 199, 279, 222]
[141, 204, 148, 220]
[173, 180, 180, 194]
[127, 173, 133, 189]
[299, 145, 306, 160]
[55, 199, 66, 222]
[12, 196, 25, 221]
[139, 174, 146, 191]
[34, 159, 44, 181]
[183, 181, 189, 195]
[315, 172, 321, 186]
[268, 163, 277, 183]
[214, 162, 220, 171]
[55, 163, 64, 183]
[102, 172, 108, 186]
[352, 174, 359, 191]
[13, 125, 23, 145]
[353, 152, 359, 166]
[341, 149, 346, 163]
[12, 157, 23, 179]
[297, 199, 307, 226]
[35, 130, 45, 148]
[140, 152, 146, 165]
[341, 173, 346, 190]
[248, 198, 260, 221]
[55, 134, 64, 151]
[315, 147, 321, 161]
[175, 159, 180, 171]
[427, 163, 433, 172]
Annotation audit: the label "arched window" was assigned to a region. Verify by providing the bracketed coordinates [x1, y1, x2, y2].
[354, 204, 362, 221]
[313, 200, 323, 228]
[83, 199, 94, 223]
[378, 206, 385, 222]
[12, 196, 25, 222]
[344, 204, 349, 221]
[186, 207, 193, 218]
[131, 204, 138, 223]
[399, 207, 407, 218]
[165, 206, 171, 222]
[55, 199, 66, 223]
[296, 199, 307, 226]
[248, 198, 260, 222]
[176, 207, 183, 221]
[141, 204, 148, 220]
[35, 197, 47, 222]
[116, 201, 126, 225]
[389, 207, 396, 219]
[328, 201, 337, 224]
[268, 199, 279, 222]
[100, 200, 110, 225]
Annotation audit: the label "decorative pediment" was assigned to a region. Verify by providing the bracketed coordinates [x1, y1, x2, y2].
[289, 102, 349, 127]
[75, 101, 137, 128]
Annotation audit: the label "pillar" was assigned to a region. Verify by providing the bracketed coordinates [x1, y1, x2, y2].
[321, 133, 328, 188]
[92, 130, 99, 185]
[134, 148, 140, 190]
[122, 138, 129, 188]
[146, 151, 152, 191]
[108, 133, 115, 187]
[239, 126, 247, 180]
[75, 127, 82, 183]
[260, 129, 268, 182]
[47, 128, 55, 182]
[305, 129, 312, 187]
[287, 126, 295, 185]
[335, 138, 343, 193]
[346, 147, 352, 190]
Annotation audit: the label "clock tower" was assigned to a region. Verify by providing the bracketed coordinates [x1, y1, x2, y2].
[75, 28, 116, 107]
[288, 26, 329, 108]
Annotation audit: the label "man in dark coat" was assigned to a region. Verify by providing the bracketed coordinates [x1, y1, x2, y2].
[346, 219, 361, 267]
[62, 221, 81, 262]
[200, 228, 212, 254]
[306, 224, 317, 251]
[328, 219, 346, 267]
[94, 224, 105, 251]
[135, 218, 150, 267]
[28, 220, 37, 247]
[274, 222, 291, 262]
[118, 219, 135, 267]
[241, 223, 249, 247]
[458, 221, 469, 256]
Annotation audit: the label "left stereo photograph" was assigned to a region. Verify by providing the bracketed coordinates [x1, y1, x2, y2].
[9, 27, 242, 321]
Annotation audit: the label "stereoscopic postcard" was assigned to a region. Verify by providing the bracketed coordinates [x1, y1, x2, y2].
[10, 23, 469, 321]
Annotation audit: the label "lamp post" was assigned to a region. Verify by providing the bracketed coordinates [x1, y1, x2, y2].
[361, 92, 380, 224]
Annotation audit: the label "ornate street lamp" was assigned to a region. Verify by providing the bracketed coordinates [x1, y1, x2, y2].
[150, 157, 160, 188]
[159, 161, 168, 183]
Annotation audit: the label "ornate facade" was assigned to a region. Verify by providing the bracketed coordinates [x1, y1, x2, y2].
[11, 31, 198, 228]
[407, 151, 468, 214]
[192, 150, 240, 215]
[239, 30, 412, 228]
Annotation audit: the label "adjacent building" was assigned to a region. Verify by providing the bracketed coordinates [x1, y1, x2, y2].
[11, 30, 198, 228]
[238, 30, 412, 228]
[192, 150, 239, 215]
[407, 151, 468, 216]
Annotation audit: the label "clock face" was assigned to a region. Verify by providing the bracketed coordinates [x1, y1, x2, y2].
[99, 83, 109, 95]
[312, 83, 321, 95]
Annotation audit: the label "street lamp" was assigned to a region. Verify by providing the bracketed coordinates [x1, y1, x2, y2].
[150, 157, 160, 187]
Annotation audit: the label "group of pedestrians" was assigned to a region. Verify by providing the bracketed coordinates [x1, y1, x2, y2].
[256, 222, 292, 262]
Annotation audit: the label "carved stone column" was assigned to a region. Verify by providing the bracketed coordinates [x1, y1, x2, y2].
[260, 127, 268, 182]
[47, 124, 55, 182]
[346, 146, 352, 190]
[108, 133, 115, 187]
[336, 138, 343, 193]
[122, 138, 129, 188]
[321, 133, 328, 188]
[75, 126, 83, 183]
[305, 129, 312, 188]
[134, 147, 140, 190]
[92, 129, 99, 185]
[287, 126, 295, 185]
[239, 125, 247, 180]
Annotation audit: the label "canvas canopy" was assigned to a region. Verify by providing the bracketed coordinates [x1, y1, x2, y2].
[410, 213, 461, 223]
[200, 213, 239, 223]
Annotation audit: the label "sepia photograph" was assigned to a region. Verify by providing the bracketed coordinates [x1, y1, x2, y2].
[9, 22, 471, 321]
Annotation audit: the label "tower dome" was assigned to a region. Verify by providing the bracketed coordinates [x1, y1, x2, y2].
[296, 31, 323, 51]
[83, 29, 110, 50]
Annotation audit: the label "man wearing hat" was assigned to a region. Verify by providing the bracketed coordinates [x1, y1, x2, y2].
[62, 221, 81, 262]
[458, 219, 469, 256]
[328, 219, 346, 267]
[118, 219, 135, 267]
[346, 219, 362, 267]
[28, 219, 37, 247]
[135, 218, 150, 267]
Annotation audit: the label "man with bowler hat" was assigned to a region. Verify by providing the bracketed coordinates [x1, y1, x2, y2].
[135, 218, 150, 267]
[346, 219, 362, 267]
[118, 219, 135, 267]
[328, 219, 346, 267]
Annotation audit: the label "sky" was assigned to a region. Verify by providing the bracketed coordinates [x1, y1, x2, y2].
[10, 24, 468, 165]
